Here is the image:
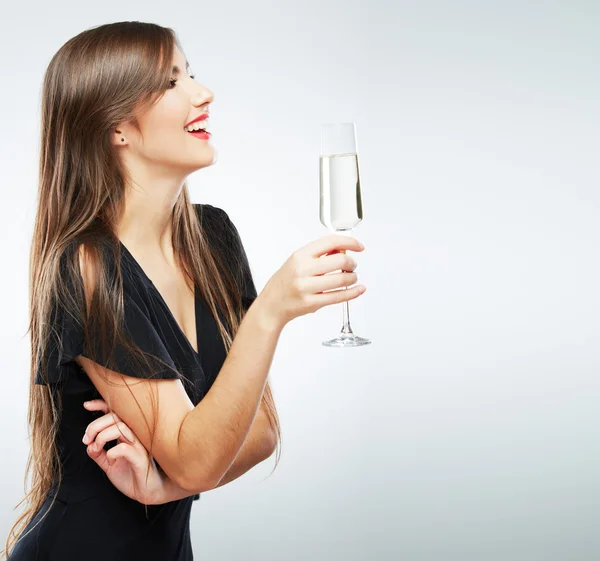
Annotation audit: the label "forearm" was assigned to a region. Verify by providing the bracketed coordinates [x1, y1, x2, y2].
[177, 298, 283, 492]
[154, 407, 275, 503]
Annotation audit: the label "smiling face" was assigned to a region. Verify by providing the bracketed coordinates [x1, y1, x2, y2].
[115, 45, 216, 177]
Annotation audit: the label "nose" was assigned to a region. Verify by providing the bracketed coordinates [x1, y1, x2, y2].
[191, 82, 214, 108]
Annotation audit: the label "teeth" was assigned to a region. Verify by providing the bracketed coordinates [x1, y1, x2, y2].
[185, 119, 209, 132]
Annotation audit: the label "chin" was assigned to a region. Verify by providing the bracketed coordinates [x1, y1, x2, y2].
[190, 153, 218, 172]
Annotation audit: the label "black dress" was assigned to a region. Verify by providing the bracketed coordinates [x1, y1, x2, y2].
[8, 204, 258, 561]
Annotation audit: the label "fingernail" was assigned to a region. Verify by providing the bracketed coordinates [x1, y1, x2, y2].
[358, 242, 365, 249]
[82, 433, 89, 444]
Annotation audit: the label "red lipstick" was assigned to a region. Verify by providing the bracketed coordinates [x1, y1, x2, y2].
[188, 130, 211, 140]
[184, 114, 208, 128]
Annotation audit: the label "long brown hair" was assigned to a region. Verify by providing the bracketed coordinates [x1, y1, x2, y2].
[2, 21, 281, 559]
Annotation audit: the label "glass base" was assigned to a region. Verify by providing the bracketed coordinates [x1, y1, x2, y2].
[322, 333, 372, 347]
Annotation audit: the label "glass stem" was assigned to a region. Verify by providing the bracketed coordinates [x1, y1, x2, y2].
[341, 290, 353, 335]
[333, 230, 354, 337]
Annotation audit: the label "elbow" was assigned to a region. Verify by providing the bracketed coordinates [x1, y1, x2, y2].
[171, 447, 219, 493]
[177, 431, 278, 493]
[265, 431, 278, 457]
[174, 412, 219, 493]
[176, 466, 218, 495]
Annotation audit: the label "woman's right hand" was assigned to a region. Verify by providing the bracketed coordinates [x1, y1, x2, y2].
[255, 233, 366, 330]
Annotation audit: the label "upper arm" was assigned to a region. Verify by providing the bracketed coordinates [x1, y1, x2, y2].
[75, 245, 213, 492]
[75, 355, 205, 490]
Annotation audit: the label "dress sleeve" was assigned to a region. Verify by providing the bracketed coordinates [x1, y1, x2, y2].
[34, 243, 182, 386]
[219, 207, 258, 313]
[197, 204, 258, 313]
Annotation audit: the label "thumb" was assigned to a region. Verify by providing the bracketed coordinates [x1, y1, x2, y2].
[106, 442, 147, 470]
[87, 445, 111, 473]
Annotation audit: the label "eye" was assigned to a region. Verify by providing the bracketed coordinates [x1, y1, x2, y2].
[168, 75, 196, 89]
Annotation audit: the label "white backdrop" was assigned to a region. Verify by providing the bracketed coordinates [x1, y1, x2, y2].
[1, 1, 599, 560]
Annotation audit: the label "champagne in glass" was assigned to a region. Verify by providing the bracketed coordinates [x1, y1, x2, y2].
[320, 122, 371, 347]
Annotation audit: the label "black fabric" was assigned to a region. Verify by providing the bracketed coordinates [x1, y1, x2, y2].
[196, 203, 258, 313]
[12, 204, 257, 561]
[33, 239, 185, 390]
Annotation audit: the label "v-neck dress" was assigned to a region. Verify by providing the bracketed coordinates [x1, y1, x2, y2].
[9, 204, 258, 561]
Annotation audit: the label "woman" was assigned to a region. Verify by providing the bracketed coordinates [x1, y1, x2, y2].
[3, 20, 366, 561]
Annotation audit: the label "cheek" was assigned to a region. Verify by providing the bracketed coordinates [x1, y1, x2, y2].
[145, 96, 188, 139]
[140, 117, 188, 157]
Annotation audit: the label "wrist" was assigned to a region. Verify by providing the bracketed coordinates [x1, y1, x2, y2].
[247, 295, 286, 334]
[148, 473, 187, 505]
[146, 476, 168, 506]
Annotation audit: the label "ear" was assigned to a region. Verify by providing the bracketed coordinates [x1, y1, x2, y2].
[112, 127, 127, 146]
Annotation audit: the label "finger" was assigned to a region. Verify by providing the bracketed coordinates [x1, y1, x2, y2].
[88, 423, 135, 455]
[86, 441, 111, 472]
[311, 252, 357, 276]
[87, 440, 142, 472]
[83, 414, 117, 445]
[310, 271, 359, 293]
[106, 442, 146, 470]
[84, 400, 123, 424]
[83, 399, 109, 413]
[83, 414, 115, 445]
[306, 234, 364, 259]
[83, 410, 124, 445]
[311, 283, 366, 306]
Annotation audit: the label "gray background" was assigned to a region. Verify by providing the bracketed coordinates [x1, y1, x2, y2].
[1, 1, 599, 560]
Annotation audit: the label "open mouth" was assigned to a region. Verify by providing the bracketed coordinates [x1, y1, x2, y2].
[185, 118, 209, 135]
[187, 129, 211, 139]
[185, 115, 211, 139]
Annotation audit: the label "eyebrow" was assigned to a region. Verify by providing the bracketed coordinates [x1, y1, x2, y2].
[172, 62, 190, 75]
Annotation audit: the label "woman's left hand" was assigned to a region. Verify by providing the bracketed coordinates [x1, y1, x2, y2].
[82, 399, 167, 505]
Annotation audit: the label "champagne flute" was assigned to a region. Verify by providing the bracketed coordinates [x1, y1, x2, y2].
[319, 122, 371, 347]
